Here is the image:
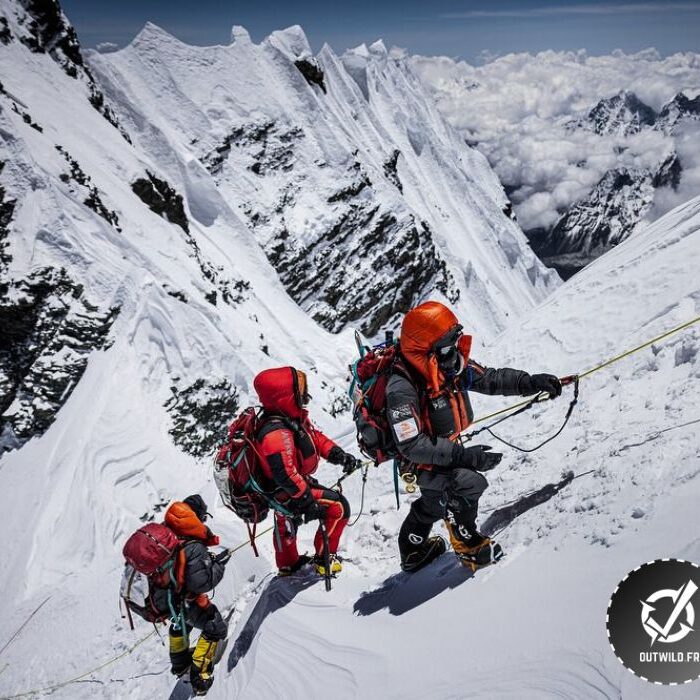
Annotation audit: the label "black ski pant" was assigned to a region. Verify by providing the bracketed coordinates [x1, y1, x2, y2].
[183, 600, 227, 641]
[152, 589, 228, 641]
[398, 467, 488, 559]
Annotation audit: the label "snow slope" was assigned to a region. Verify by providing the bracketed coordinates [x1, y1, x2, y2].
[191, 200, 699, 700]
[172, 199, 698, 700]
[0, 1, 558, 697]
[0, 2, 699, 698]
[2, 188, 698, 700]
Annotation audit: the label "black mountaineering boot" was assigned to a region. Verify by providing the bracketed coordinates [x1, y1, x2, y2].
[277, 554, 312, 577]
[401, 535, 447, 573]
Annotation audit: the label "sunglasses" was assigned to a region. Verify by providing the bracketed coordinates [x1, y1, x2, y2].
[433, 325, 463, 356]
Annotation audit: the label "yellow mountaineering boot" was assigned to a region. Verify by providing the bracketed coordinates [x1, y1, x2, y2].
[313, 553, 342, 576]
[445, 522, 504, 572]
[190, 636, 218, 696]
[169, 628, 191, 676]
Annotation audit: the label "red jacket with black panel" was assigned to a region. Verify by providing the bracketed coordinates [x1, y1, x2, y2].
[253, 367, 336, 506]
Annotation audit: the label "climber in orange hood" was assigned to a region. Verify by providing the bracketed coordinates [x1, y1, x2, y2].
[388, 301, 562, 572]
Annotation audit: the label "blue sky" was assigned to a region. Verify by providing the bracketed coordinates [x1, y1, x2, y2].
[60, 0, 700, 60]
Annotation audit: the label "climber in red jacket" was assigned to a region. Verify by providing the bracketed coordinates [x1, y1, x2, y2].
[253, 366, 361, 576]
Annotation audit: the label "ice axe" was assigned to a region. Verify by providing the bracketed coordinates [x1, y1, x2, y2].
[318, 520, 333, 592]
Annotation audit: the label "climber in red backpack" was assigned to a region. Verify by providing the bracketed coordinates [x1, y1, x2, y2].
[253, 366, 361, 577]
[121, 495, 230, 696]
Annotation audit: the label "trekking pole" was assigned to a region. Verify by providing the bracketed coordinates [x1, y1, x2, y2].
[318, 520, 333, 592]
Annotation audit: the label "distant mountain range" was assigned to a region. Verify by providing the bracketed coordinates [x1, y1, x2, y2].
[527, 90, 699, 278]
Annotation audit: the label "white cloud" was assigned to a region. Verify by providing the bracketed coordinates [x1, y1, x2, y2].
[96, 42, 120, 53]
[649, 121, 700, 219]
[413, 50, 700, 231]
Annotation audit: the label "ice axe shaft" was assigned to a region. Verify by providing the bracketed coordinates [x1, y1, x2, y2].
[319, 521, 333, 592]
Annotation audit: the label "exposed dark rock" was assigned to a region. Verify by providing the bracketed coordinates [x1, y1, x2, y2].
[14, 1, 131, 141]
[267, 201, 457, 336]
[327, 173, 371, 203]
[55, 145, 121, 230]
[18, 0, 84, 75]
[165, 287, 188, 303]
[528, 167, 654, 279]
[203, 121, 303, 177]
[0, 267, 120, 455]
[130, 175, 248, 307]
[320, 379, 351, 418]
[164, 378, 239, 458]
[655, 92, 700, 134]
[587, 91, 656, 136]
[652, 152, 682, 190]
[11, 103, 43, 132]
[0, 17, 12, 44]
[0, 184, 17, 270]
[132, 171, 189, 233]
[502, 201, 516, 221]
[382, 149, 403, 192]
[138, 496, 171, 523]
[294, 58, 327, 94]
[88, 88, 133, 144]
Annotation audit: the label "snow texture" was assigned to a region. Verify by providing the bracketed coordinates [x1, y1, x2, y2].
[0, 2, 699, 699]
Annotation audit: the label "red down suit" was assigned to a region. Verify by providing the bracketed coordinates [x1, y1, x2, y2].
[253, 367, 350, 568]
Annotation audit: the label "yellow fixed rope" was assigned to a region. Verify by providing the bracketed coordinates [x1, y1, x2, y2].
[0, 630, 156, 700]
[471, 314, 700, 426]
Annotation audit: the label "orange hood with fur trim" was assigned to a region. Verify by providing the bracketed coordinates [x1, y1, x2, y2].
[400, 301, 472, 395]
[164, 502, 219, 546]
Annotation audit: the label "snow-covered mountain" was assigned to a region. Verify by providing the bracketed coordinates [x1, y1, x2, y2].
[527, 91, 694, 277]
[86, 23, 556, 336]
[579, 90, 657, 137]
[1, 2, 699, 698]
[0, 0, 555, 458]
[413, 53, 700, 279]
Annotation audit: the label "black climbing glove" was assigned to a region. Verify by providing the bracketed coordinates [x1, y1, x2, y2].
[520, 373, 562, 398]
[303, 500, 327, 523]
[453, 444, 503, 471]
[214, 549, 232, 566]
[328, 446, 363, 475]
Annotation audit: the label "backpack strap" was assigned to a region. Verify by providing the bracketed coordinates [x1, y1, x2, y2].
[256, 412, 306, 443]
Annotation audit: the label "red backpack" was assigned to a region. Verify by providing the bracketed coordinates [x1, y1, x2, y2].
[349, 331, 410, 464]
[123, 523, 180, 575]
[214, 407, 298, 555]
[120, 523, 180, 628]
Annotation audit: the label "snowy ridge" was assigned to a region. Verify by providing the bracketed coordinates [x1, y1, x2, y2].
[86, 23, 555, 336]
[0, 1, 699, 698]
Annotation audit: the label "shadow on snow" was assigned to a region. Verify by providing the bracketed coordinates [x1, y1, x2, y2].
[353, 471, 578, 617]
[226, 572, 319, 672]
[480, 470, 577, 537]
[353, 557, 474, 616]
